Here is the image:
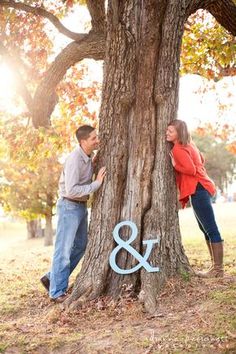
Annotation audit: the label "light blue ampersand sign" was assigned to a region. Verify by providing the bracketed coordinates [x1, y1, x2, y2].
[109, 221, 160, 274]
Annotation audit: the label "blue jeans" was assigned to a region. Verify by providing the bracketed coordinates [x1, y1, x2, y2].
[190, 183, 223, 243]
[47, 198, 88, 299]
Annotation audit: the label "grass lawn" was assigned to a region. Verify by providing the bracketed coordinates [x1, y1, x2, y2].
[0, 203, 235, 353]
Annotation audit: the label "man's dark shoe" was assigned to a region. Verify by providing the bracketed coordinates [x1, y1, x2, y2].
[40, 275, 50, 292]
[51, 294, 68, 304]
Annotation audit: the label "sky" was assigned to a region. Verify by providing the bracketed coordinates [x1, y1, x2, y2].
[178, 74, 236, 131]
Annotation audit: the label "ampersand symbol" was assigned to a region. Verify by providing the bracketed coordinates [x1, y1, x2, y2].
[109, 221, 160, 274]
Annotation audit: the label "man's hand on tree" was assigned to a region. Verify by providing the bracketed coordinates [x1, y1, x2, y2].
[96, 167, 106, 183]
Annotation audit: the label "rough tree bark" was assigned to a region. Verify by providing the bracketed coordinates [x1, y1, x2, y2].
[1, 0, 236, 314]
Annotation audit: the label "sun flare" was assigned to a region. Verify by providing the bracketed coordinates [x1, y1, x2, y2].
[0, 63, 19, 114]
[0, 63, 16, 99]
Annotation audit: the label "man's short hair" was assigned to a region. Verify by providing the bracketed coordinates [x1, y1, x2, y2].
[75, 125, 95, 143]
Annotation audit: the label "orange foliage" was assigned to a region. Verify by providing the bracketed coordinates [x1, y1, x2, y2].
[194, 122, 236, 155]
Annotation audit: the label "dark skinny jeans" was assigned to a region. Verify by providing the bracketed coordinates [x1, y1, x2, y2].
[190, 183, 223, 243]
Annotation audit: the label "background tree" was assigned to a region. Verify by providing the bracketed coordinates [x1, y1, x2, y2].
[0, 0, 236, 314]
[0, 116, 62, 245]
[193, 124, 236, 192]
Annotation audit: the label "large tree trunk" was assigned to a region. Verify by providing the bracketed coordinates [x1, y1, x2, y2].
[66, 0, 191, 314]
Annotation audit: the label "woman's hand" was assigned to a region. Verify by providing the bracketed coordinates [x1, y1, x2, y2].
[169, 151, 176, 167]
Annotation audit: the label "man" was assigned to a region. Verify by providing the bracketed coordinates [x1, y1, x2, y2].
[40, 125, 106, 303]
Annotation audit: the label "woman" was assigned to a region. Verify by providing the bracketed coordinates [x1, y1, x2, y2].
[166, 119, 224, 278]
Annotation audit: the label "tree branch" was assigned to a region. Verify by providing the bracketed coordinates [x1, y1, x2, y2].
[189, 0, 236, 35]
[32, 32, 105, 128]
[0, 1, 106, 127]
[0, 0, 86, 41]
[86, 0, 106, 33]
[0, 43, 33, 112]
[216, 63, 236, 78]
[205, 0, 236, 35]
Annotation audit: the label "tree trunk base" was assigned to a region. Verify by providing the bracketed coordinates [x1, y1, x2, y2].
[64, 261, 193, 314]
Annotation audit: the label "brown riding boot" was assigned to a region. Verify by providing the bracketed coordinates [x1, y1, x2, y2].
[205, 240, 214, 265]
[211, 242, 224, 277]
[195, 240, 213, 277]
[196, 241, 224, 278]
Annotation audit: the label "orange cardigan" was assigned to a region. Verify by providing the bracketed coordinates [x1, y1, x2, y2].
[171, 142, 216, 208]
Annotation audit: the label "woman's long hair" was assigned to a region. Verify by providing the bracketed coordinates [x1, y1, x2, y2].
[168, 119, 191, 145]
